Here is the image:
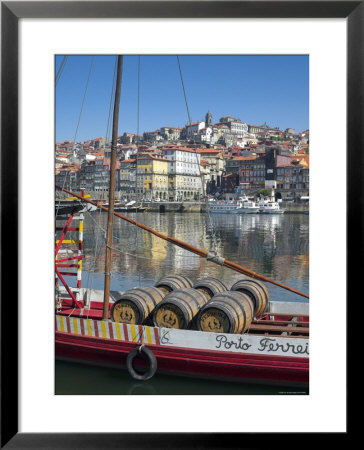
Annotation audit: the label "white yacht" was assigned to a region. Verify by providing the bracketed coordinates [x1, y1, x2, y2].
[258, 189, 286, 214]
[209, 196, 259, 214]
[236, 195, 260, 214]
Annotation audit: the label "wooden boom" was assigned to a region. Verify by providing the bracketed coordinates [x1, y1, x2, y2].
[56, 186, 309, 299]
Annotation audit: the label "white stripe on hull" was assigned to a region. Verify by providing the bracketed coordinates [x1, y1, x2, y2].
[55, 314, 308, 358]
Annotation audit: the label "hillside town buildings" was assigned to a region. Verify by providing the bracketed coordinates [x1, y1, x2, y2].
[136, 153, 169, 200]
[56, 111, 309, 201]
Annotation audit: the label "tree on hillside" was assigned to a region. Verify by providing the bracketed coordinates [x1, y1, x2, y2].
[258, 188, 270, 197]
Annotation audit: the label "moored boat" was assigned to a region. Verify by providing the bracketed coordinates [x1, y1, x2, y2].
[258, 189, 286, 214]
[237, 194, 260, 213]
[209, 196, 260, 214]
[100, 199, 147, 212]
[55, 195, 98, 215]
[55, 189, 309, 387]
[55, 55, 308, 388]
[55, 284, 308, 386]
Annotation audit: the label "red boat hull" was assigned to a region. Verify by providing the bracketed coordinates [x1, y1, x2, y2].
[56, 331, 309, 387]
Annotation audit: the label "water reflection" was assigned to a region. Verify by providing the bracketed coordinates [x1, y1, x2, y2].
[57, 211, 309, 395]
[80, 211, 309, 302]
[55, 360, 308, 395]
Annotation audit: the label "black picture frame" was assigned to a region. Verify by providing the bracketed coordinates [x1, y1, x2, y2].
[1, 1, 356, 448]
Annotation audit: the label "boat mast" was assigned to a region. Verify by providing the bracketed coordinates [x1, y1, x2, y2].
[103, 55, 123, 320]
[135, 56, 140, 202]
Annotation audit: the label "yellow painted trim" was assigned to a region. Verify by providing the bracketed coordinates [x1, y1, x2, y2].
[146, 326, 152, 344]
[59, 316, 65, 332]
[72, 317, 79, 334]
[101, 321, 107, 338]
[86, 319, 92, 336]
[115, 322, 122, 340]
[56, 239, 81, 244]
[130, 324, 137, 342]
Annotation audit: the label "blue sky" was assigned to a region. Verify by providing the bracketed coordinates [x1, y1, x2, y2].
[55, 55, 309, 143]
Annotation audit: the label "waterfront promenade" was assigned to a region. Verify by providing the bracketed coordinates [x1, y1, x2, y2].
[141, 201, 308, 213]
[56, 196, 308, 213]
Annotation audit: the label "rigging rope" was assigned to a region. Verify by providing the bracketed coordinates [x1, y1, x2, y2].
[105, 56, 118, 148]
[176, 55, 219, 256]
[55, 56, 95, 220]
[55, 55, 68, 86]
[72, 56, 95, 151]
[176, 56, 192, 125]
[85, 207, 198, 262]
[84, 207, 106, 315]
[137, 55, 141, 139]
[83, 208, 192, 290]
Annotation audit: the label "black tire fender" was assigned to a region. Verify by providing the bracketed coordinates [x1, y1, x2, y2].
[126, 345, 157, 381]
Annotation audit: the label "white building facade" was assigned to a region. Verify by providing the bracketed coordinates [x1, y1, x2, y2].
[185, 121, 205, 138]
[229, 120, 248, 137]
[160, 126, 182, 142]
[162, 147, 203, 201]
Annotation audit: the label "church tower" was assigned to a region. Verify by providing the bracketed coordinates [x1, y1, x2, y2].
[205, 110, 213, 127]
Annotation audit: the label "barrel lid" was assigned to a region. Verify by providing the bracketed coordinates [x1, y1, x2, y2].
[198, 307, 231, 333]
[111, 299, 140, 324]
[153, 302, 185, 329]
[193, 277, 228, 291]
[155, 275, 193, 291]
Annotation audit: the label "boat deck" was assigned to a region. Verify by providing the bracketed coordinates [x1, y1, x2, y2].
[56, 289, 309, 338]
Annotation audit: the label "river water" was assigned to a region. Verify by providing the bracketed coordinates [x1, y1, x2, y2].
[56, 210, 309, 395]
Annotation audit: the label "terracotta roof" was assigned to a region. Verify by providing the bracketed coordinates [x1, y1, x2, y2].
[150, 155, 168, 161]
[197, 149, 220, 154]
[277, 156, 309, 169]
[138, 154, 168, 161]
[230, 156, 256, 161]
[163, 147, 200, 153]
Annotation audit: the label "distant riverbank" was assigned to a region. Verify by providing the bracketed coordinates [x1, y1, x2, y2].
[141, 201, 309, 214]
[55, 197, 309, 214]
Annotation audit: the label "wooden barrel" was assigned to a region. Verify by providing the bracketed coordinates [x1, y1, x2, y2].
[192, 277, 228, 299]
[230, 278, 269, 316]
[197, 291, 254, 334]
[153, 288, 209, 329]
[154, 275, 193, 294]
[111, 286, 166, 324]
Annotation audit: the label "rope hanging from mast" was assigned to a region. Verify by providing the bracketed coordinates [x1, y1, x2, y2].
[55, 55, 95, 221]
[72, 56, 95, 151]
[105, 57, 119, 148]
[176, 55, 219, 256]
[177, 56, 192, 125]
[55, 55, 68, 86]
[137, 55, 141, 139]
